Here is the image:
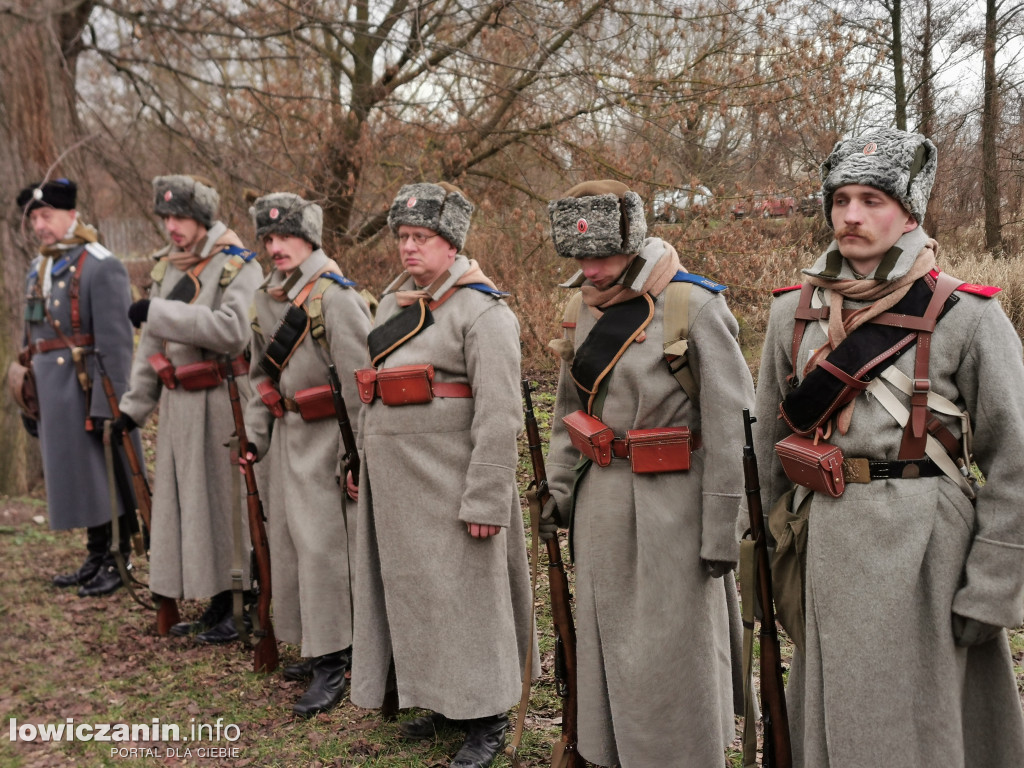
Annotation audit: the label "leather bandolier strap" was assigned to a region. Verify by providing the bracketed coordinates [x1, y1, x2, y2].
[257, 279, 320, 383]
[366, 287, 459, 367]
[569, 294, 655, 415]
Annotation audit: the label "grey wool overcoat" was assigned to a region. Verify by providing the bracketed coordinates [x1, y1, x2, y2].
[351, 255, 538, 721]
[24, 240, 138, 530]
[753, 242, 1024, 768]
[244, 250, 372, 658]
[120, 224, 263, 600]
[545, 242, 753, 767]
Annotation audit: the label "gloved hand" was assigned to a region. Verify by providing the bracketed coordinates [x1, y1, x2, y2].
[128, 299, 151, 328]
[109, 413, 137, 437]
[21, 413, 38, 438]
[538, 495, 560, 543]
[702, 559, 736, 579]
[952, 613, 1003, 646]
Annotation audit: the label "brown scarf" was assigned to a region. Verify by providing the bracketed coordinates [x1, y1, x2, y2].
[40, 220, 99, 257]
[267, 258, 343, 303]
[580, 243, 681, 315]
[166, 227, 245, 272]
[804, 239, 938, 433]
[394, 258, 500, 307]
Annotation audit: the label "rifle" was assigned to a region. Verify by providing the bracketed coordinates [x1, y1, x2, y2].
[94, 350, 181, 634]
[742, 410, 792, 768]
[327, 363, 359, 485]
[224, 361, 279, 673]
[522, 380, 584, 768]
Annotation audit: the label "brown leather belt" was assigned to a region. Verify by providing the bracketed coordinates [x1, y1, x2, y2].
[365, 380, 473, 402]
[611, 432, 702, 458]
[33, 334, 94, 353]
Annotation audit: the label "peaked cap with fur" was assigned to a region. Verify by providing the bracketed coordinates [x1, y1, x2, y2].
[820, 127, 937, 226]
[387, 182, 474, 251]
[153, 175, 219, 228]
[548, 180, 647, 259]
[250, 192, 323, 249]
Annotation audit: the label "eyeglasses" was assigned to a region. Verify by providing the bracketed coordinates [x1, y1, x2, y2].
[396, 232, 440, 246]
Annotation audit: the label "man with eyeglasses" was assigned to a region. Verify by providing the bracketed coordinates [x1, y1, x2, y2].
[350, 182, 536, 768]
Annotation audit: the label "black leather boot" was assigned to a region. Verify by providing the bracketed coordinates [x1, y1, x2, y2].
[399, 711, 457, 740]
[282, 659, 315, 682]
[77, 555, 128, 597]
[292, 648, 351, 718]
[451, 713, 508, 768]
[170, 591, 231, 637]
[54, 524, 110, 587]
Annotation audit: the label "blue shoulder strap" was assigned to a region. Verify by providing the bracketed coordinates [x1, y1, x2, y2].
[322, 271, 357, 288]
[670, 270, 727, 293]
[219, 244, 258, 262]
[463, 282, 509, 298]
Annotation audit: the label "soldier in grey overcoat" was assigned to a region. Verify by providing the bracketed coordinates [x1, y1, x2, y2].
[242, 192, 372, 717]
[753, 128, 1024, 767]
[540, 180, 753, 767]
[351, 182, 536, 768]
[16, 178, 139, 597]
[118, 175, 263, 642]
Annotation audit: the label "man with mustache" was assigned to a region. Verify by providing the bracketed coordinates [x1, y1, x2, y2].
[14, 178, 138, 597]
[752, 128, 1024, 767]
[118, 175, 264, 642]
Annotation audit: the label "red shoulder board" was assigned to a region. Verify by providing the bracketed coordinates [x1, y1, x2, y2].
[772, 283, 802, 296]
[929, 269, 1001, 298]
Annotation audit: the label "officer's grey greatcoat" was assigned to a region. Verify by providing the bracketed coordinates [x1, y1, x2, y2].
[245, 250, 372, 658]
[24, 241, 136, 530]
[120, 225, 263, 600]
[753, 245, 1024, 768]
[544, 244, 753, 767]
[351, 255, 537, 720]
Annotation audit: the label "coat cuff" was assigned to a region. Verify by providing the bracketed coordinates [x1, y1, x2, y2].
[700, 492, 743, 563]
[951, 536, 1024, 628]
[458, 462, 515, 527]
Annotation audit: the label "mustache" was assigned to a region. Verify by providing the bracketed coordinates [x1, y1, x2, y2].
[835, 228, 870, 240]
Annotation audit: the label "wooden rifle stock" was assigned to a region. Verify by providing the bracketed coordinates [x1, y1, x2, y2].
[224, 363, 279, 673]
[742, 410, 792, 768]
[327, 363, 359, 485]
[522, 380, 584, 768]
[94, 350, 180, 633]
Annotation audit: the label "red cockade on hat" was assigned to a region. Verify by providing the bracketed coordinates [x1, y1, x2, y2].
[407, 197, 417, 208]
[863, 142, 877, 155]
[164, 190, 173, 201]
[577, 218, 588, 234]
[269, 208, 279, 220]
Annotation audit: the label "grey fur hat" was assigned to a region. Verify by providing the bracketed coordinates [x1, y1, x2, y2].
[153, 175, 219, 228]
[548, 180, 647, 259]
[820, 127, 937, 226]
[250, 192, 323, 249]
[387, 182, 474, 251]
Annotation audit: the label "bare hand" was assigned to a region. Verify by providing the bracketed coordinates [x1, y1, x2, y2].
[345, 470, 358, 502]
[466, 522, 501, 539]
[238, 450, 257, 474]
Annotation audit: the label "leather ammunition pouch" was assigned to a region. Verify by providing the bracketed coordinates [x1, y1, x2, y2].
[165, 270, 201, 304]
[148, 352, 178, 389]
[259, 305, 310, 383]
[175, 360, 224, 391]
[7, 357, 39, 420]
[291, 385, 337, 422]
[562, 410, 615, 467]
[257, 379, 285, 418]
[355, 364, 473, 406]
[774, 433, 845, 497]
[625, 427, 692, 474]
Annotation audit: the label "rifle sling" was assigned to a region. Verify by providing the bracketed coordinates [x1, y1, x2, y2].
[229, 436, 251, 646]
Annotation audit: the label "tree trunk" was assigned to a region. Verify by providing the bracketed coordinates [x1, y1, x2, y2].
[0, 1, 93, 494]
[891, 0, 908, 131]
[982, 0, 1002, 254]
